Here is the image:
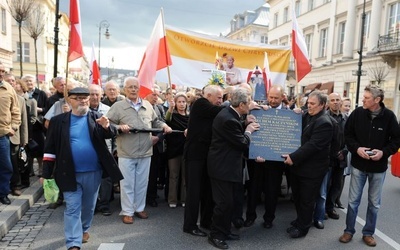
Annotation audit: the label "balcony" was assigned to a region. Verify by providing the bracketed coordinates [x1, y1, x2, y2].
[377, 31, 400, 53]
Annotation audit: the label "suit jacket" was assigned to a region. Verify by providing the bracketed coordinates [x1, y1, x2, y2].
[207, 107, 251, 182]
[183, 98, 224, 161]
[289, 110, 333, 178]
[42, 110, 123, 192]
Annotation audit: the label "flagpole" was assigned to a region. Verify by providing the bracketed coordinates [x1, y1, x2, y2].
[160, 8, 172, 89]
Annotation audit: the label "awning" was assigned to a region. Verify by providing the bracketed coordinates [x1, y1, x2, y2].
[319, 81, 334, 94]
[304, 83, 321, 93]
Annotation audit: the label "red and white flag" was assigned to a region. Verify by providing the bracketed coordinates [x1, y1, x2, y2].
[90, 43, 101, 85]
[291, 6, 311, 82]
[138, 9, 172, 98]
[68, 0, 84, 62]
[262, 52, 272, 93]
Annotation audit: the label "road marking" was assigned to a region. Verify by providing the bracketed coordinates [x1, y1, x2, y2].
[342, 208, 400, 249]
[97, 243, 125, 250]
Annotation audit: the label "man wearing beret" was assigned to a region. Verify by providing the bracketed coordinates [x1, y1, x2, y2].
[41, 87, 123, 250]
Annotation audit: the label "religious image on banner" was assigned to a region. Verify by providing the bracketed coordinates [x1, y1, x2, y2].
[248, 66, 266, 103]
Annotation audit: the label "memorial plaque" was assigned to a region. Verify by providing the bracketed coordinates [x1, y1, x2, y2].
[249, 108, 302, 162]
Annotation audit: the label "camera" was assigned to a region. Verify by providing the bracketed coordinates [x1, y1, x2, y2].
[365, 150, 376, 156]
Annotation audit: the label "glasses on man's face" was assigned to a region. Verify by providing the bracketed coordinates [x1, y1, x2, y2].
[69, 96, 89, 101]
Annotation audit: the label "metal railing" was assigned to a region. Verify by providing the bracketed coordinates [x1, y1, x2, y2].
[377, 31, 400, 51]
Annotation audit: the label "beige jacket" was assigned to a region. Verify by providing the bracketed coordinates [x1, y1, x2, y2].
[9, 95, 28, 145]
[107, 99, 166, 158]
[0, 81, 21, 137]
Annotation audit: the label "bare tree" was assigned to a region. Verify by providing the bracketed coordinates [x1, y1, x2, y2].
[23, 4, 45, 85]
[7, 0, 35, 77]
[367, 59, 390, 85]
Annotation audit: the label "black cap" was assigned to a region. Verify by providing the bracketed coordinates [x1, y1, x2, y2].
[68, 87, 90, 96]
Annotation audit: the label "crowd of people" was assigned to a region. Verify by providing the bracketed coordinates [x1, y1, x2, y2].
[1, 61, 400, 250]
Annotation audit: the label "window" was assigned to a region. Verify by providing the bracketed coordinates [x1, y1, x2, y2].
[308, 0, 314, 11]
[387, 2, 400, 34]
[1, 8, 6, 34]
[283, 7, 289, 23]
[295, 1, 301, 17]
[319, 28, 328, 57]
[337, 22, 346, 54]
[16, 42, 30, 62]
[261, 35, 268, 44]
[362, 12, 371, 48]
[274, 13, 279, 27]
[305, 34, 312, 58]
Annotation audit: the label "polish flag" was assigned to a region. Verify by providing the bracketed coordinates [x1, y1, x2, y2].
[138, 9, 172, 98]
[90, 43, 101, 85]
[262, 52, 272, 93]
[291, 7, 311, 82]
[68, 0, 84, 62]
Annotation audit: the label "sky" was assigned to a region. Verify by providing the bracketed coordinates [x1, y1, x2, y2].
[59, 0, 266, 70]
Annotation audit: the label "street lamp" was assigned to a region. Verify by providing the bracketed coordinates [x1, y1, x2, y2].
[98, 20, 110, 69]
[355, 0, 366, 108]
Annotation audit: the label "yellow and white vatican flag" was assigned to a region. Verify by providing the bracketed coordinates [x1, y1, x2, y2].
[156, 25, 291, 89]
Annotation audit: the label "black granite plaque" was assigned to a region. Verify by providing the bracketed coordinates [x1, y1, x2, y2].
[249, 108, 302, 162]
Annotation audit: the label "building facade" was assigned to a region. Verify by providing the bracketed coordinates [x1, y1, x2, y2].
[0, 0, 13, 69]
[266, 0, 400, 116]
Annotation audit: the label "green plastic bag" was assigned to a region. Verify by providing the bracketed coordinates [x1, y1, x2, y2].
[43, 179, 59, 203]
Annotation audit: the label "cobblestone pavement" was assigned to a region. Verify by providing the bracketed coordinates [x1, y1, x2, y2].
[0, 197, 53, 250]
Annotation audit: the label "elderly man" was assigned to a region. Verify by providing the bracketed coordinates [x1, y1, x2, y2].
[207, 88, 259, 249]
[107, 77, 172, 224]
[183, 85, 224, 237]
[41, 87, 123, 250]
[88, 84, 113, 216]
[224, 55, 242, 86]
[0, 63, 21, 205]
[282, 90, 333, 238]
[46, 76, 66, 112]
[4, 73, 29, 197]
[102, 80, 124, 107]
[339, 85, 400, 247]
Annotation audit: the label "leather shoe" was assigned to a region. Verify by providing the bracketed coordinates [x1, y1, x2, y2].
[227, 233, 240, 240]
[82, 232, 89, 243]
[100, 208, 111, 216]
[362, 235, 377, 247]
[339, 232, 353, 243]
[183, 228, 207, 237]
[335, 201, 345, 209]
[208, 235, 228, 249]
[263, 221, 273, 229]
[290, 219, 297, 226]
[0, 196, 11, 205]
[286, 226, 296, 233]
[134, 211, 148, 219]
[147, 199, 158, 207]
[11, 189, 22, 196]
[122, 215, 134, 224]
[327, 210, 340, 220]
[232, 218, 244, 229]
[314, 220, 324, 229]
[244, 218, 255, 227]
[289, 228, 307, 238]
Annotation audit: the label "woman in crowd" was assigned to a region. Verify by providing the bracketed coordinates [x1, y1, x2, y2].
[165, 92, 190, 208]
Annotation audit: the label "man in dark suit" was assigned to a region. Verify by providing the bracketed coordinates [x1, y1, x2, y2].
[282, 90, 333, 238]
[41, 87, 123, 250]
[183, 85, 224, 237]
[207, 88, 259, 249]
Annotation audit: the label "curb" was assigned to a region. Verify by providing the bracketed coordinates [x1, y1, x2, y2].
[0, 179, 43, 238]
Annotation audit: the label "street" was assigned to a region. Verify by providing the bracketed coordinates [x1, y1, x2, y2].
[2, 172, 400, 250]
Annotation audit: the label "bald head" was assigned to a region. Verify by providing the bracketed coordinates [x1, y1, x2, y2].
[267, 85, 284, 108]
[328, 92, 341, 113]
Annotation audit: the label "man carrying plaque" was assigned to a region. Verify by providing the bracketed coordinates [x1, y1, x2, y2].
[282, 90, 333, 238]
[207, 88, 260, 249]
[245, 85, 291, 229]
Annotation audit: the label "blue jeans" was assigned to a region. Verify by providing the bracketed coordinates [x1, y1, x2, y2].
[0, 135, 13, 197]
[314, 168, 331, 222]
[344, 167, 386, 236]
[63, 170, 102, 249]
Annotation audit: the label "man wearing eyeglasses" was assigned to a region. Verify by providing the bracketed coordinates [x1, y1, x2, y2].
[0, 62, 21, 205]
[41, 87, 123, 250]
